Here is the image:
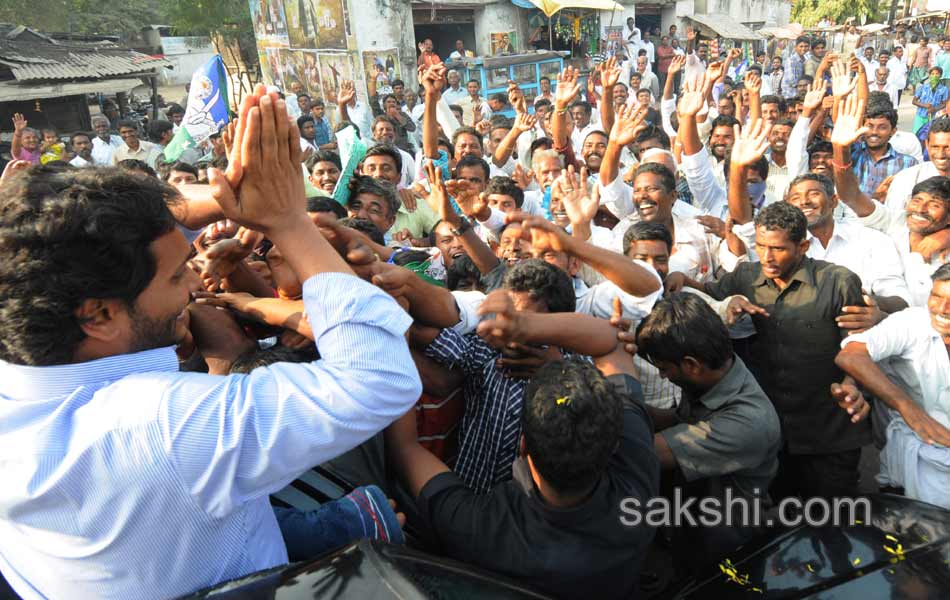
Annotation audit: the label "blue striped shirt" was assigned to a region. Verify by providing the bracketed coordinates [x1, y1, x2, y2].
[0, 273, 420, 600]
[851, 142, 919, 197]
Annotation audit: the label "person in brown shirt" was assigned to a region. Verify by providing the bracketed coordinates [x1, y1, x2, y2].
[656, 35, 676, 92]
[668, 202, 872, 501]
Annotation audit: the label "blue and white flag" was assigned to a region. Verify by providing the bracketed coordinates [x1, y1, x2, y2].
[164, 55, 230, 162]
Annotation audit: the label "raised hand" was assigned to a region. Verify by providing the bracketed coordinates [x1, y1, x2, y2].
[0, 159, 31, 186]
[677, 82, 707, 117]
[609, 103, 649, 147]
[511, 163, 535, 190]
[12, 113, 27, 132]
[602, 55, 622, 88]
[686, 26, 696, 41]
[555, 166, 598, 227]
[555, 66, 582, 111]
[727, 48, 742, 62]
[705, 60, 726, 82]
[730, 118, 771, 167]
[475, 118, 491, 136]
[830, 91, 869, 147]
[508, 83, 528, 114]
[668, 54, 687, 76]
[337, 80, 356, 106]
[744, 70, 762, 95]
[208, 90, 306, 236]
[424, 161, 459, 226]
[830, 58, 857, 98]
[802, 78, 827, 114]
[449, 180, 487, 220]
[513, 112, 537, 134]
[506, 213, 573, 255]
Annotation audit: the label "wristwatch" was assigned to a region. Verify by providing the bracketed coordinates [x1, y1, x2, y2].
[451, 217, 472, 237]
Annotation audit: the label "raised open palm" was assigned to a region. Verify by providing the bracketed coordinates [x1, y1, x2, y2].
[831, 92, 869, 147]
[730, 118, 771, 167]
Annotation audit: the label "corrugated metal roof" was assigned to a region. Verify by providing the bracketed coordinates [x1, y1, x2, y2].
[0, 39, 171, 82]
[0, 77, 144, 102]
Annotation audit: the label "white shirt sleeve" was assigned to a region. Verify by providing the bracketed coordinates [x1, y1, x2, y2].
[680, 147, 727, 217]
[842, 308, 916, 362]
[598, 175, 635, 220]
[785, 115, 811, 178]
[577, 260, 663, 321]
[451, 290, 487, 335]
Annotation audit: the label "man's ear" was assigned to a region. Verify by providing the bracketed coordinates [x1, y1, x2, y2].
[568, 256, 582, 277]
[74, 298, 126, 342]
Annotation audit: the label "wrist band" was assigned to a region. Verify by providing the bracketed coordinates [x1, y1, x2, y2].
[832, 158, 852, 169]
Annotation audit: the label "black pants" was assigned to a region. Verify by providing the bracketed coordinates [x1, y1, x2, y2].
[769, 446, 862, 502]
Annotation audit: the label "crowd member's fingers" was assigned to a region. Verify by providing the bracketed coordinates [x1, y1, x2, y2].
[830, 383, 869, 423]
[0, 159, 31, 187]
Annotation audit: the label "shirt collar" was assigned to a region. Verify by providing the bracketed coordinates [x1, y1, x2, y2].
[752, 257, 815, 288]
[0, 346, 179, 401]
[694, 355, 745, 411]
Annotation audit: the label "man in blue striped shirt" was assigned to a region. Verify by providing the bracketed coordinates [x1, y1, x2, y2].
[0, 88, 421, 599]
[851, 101, 919, 197]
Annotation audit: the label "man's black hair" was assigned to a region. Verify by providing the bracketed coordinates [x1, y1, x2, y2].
[305, 150, 342, 174]
[789, 172, 835, 199]
[522, 358, 623, 493]
[636, 293, 733, 370]
[747, 65, 763, 76]
[391, 249, 431, 267]
[623, 221, 673, 255]
[754, 201, 807, 244]
[157, 160, 198, 182]
[490, 115, 513, 130]
[148, 120, 174, 143]
[710, 114, 739, 131]
[392, 79, 405, 88]
[633, 125, 671, 151]
[912, 175, 950, 202]
[795, 36, 811, 47]
[808, 140, 833, 156]
[502, 259, 575, 313]
[632, 162, 676, 195]
[867, 91, 894, 110]
[0, 168, 179, 366]
[528, 137, 553, 163]
[451, 126, 483, 150]
[230, 345, 317, 374]
[445, 254, 482, 292]
[933, 262, 950, 282]
[70, 131, 92, 146]
[865, 103, 898, 128]
[338, 217, 385, 245]
[306, 196, 347, 218]
[363, 143, 403, 173]
[929, 116, 950, 137]
[166, 103, 185, 116]
[774, 117, 796, 129]
[116, 119, 137, 132]
[296, 114, 315, 129]
[454, 154, 490, 181]
[760, 95, 786, 112]
[489, 92, 507, 105]
[346, 176, 400, 218]
[569, 100, 593, 116]
[485, 176, 524, 207]
[534, 98, 553, 110]
[116, 159, 157, 178]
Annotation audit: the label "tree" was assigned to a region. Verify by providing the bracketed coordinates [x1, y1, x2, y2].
[791, 0, 881, 27]
[0, 0, 162, 35]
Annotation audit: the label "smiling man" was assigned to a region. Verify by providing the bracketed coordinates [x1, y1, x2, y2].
[837, 264, 950, 508]
[850, 103, 917, 197]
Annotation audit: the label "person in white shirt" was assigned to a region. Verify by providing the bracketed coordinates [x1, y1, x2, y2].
[888, 46, 909, 104]
[785, 173, 912, 323]
[457, 79, 491, 127]
[448, 39, 474, 62]
[636, 55, 660, 101]
[870, 66, 899, 109]
[641, 29, 656, 67]
[623, 18, 642, 65]
[90, 115, 123, 166]
[68, 132, 95, 168]
[441, 70, 468, 106]
[837, 264, 950, 509]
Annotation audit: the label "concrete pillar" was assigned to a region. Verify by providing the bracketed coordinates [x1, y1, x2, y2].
[474, 1, 528, 57]
[347, 0, 417, 95]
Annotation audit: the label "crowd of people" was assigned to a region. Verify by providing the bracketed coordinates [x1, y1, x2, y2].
[1, 23, 949, 600]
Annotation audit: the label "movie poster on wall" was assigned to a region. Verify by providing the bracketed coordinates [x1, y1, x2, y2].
[283, 0, 347, 50]
[362, 49, 400, 96]
[301, 51, 323, 101]
[249, 0, 288, 43]
[264, 47, 284, 88]
[317, 52, 356, 104]
[277, 48, 310, 93]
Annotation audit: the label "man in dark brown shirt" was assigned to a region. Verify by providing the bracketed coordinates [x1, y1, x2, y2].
[669, 202, 871, 501]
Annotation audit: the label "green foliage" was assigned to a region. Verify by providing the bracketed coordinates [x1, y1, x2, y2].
[791, 0, 881, 28]
[161, 0, 253, 40]
[0, 0, 162, 35]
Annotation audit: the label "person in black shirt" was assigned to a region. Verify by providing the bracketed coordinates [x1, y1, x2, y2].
[666, 202, 871, 501]
[385, 291, 659, 599]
